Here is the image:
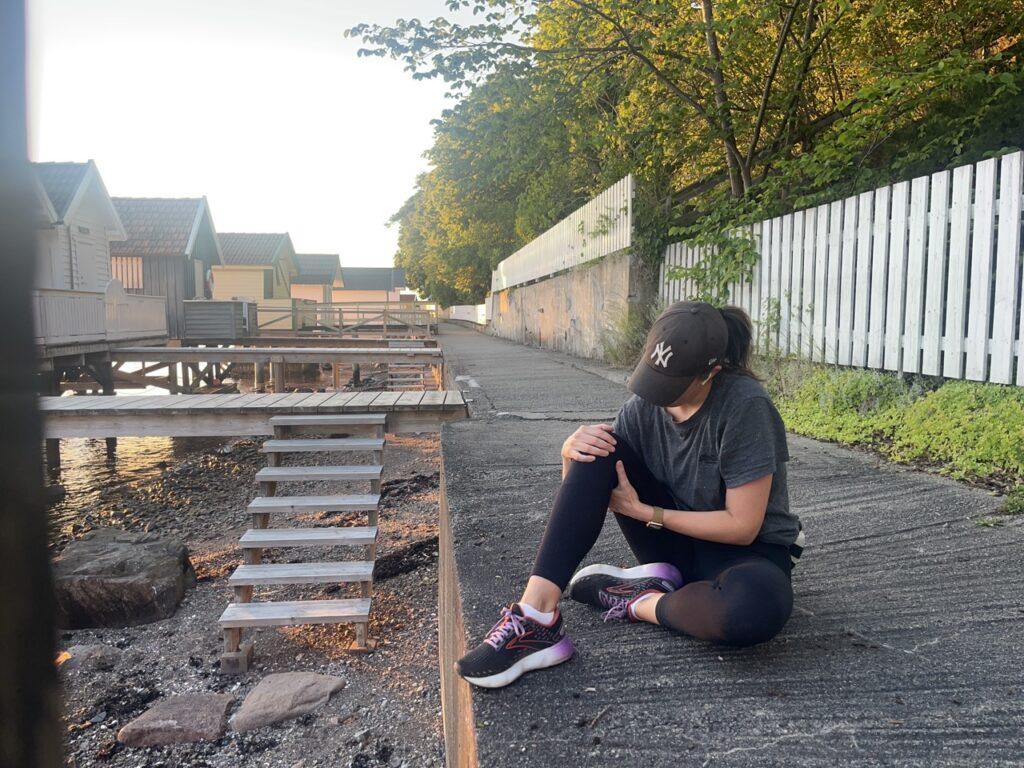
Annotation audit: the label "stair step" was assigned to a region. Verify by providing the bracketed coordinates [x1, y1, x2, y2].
[261, 438, 384, 454]
[247, 494, 380, 514]
[255, 465, 382, 483]
[269, 414, 386, 427]
[239, 526, 377, 548]
[229, 561, 374, 586]
[219, 598, 370, 628]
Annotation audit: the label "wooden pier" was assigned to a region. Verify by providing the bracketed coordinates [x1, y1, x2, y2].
[41, 391, 466, 440]
[100, 345, 443, 394]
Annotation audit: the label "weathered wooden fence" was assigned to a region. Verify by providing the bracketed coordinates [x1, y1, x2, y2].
[491, 175, 634, 292]
[661, 151, 1024, 385]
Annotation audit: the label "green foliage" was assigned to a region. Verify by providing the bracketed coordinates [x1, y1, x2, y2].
[351, 0, 1024, 303]
[601, 301, 661, 367]
[889, 382, 1024, 483]
[774, 368, 916, 444]
[772, 366, 1024, 488]
[1001, 485, 1024, 516]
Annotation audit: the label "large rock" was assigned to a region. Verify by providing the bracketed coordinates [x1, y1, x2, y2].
[56, 643, 121, 672]
[53, 528, 196, 628]
[231, 672, 345, 732]
[117, 694, 233, 747]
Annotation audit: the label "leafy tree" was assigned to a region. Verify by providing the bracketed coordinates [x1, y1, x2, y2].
[351, 0, 1024, 303]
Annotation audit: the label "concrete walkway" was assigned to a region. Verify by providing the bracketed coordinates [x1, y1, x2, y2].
[437, 322, 1024, 767]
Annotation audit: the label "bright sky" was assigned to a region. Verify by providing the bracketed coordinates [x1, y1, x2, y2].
[27, 0, 461, 267]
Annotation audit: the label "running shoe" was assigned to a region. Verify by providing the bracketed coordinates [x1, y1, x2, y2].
[455, 604, 575, 688]
[568, 562, 683, 621]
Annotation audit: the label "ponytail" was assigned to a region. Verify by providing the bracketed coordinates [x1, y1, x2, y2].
[718, 305, 759, 379]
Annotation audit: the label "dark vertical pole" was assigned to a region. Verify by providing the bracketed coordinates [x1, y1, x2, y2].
[97, 360, 117, 457]
[0, 0, 63, 765]
[43, 370, 60, 477]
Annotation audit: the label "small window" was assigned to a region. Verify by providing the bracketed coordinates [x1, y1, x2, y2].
[77, 225, 90, 235]
[263, 269, 274, 299]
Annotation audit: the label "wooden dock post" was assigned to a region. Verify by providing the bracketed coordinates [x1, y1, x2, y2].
[270, 362, 285, 393]
[90, 361, 118, 457]
[253, 362, 265, 392]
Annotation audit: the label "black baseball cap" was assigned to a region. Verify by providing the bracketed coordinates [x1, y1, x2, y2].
[627, 301, 729, 406]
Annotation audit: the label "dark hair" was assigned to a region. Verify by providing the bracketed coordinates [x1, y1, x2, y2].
[718, 305, 759, 379]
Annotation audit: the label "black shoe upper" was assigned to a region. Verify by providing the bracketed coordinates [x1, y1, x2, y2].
[569, 574, 677, 612]
[455, 604, 565, 680]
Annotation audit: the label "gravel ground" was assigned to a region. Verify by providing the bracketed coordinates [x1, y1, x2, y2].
[55, 433, 445, 768]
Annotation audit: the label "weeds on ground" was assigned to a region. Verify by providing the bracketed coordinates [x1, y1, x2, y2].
[760, 356, 1024, 494]
[602, 301, 661, 368]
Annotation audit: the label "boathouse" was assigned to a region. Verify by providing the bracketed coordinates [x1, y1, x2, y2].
[291, 253, 341, 304]
[212, 232, 309, 331]
[333, 267, 410, 303]
[32, 161, 167, 363]
[111, 197, 223, 340]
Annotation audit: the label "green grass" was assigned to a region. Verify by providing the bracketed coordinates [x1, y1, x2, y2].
[764, 361, 1024, 492]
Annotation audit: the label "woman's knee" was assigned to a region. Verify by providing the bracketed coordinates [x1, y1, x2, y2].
[715, 563, 793, 647]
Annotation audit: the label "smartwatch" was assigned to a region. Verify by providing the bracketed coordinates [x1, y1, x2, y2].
[646, 505, 665, 530]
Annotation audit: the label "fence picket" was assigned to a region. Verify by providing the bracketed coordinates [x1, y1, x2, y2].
[922, 170, 950, 375]
[779, 214, 793, 353]
[943, 164, 972, 379]
[991, 152, 1022, 384]
[852, 191, 873, 367]
[838, 196, 858, 366]
[884, 182, 910, 371]
[801, 208, 817, 358]
[789, 211, 805, 356]
[812, 204, 829, 362]
[965, 159, 998, 380]
[903, 176, 930, 374]
[825, 201, 843, 364]
[868, 186, 890, 369]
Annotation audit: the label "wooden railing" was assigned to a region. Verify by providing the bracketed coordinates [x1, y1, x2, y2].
[33, 289, 106, 346]
[255, 301, 439, 337]
[34, 280, 168, 350]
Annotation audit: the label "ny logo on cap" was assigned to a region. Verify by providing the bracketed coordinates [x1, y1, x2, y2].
[651, 341, 673, 368]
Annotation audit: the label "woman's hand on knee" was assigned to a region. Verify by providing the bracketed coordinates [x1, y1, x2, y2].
[561, 424, 616, 463]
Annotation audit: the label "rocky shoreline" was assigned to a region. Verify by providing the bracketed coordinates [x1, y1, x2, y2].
[54, 433, 445, 767]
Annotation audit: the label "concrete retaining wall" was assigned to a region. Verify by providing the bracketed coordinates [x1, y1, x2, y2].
[488, 250, 642, 360]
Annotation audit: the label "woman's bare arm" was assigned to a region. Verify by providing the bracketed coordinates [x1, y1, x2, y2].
[609, 460, 771, 546]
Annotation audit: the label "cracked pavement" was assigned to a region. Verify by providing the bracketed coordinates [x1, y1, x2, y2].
[438, 322, 1024, 767]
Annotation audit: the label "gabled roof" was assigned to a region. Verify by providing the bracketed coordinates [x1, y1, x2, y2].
[219, 232, 293, 266]
[33, 161, 90, 219]
[111, 197, 222, 262]
[31, 160, 125, 238]
[338, 267, 406, 291]
[293, 253, 341, 285]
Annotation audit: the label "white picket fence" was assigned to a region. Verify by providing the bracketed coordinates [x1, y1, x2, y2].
[661, 151, 1024, 385]
[491, 175, 634, 292]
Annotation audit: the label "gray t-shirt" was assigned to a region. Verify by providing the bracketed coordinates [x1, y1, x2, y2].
[613, 373, 800, 547]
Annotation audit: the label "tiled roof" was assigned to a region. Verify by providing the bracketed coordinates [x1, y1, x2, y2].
[338, 267, 406, 291]
[293, 253, 340, 284]
[33, 162, 90, 219]
[219, 233, 289, 266]
[110, 198, 204, 258]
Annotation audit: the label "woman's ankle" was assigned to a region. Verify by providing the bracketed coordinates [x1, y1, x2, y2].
[520, 575, 562, 614]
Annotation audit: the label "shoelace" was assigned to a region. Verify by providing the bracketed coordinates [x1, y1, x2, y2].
[484, 607, 526, 649]
[601, 597, 632, 622]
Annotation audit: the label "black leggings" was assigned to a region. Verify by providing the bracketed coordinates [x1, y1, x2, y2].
[531, 436, 794, 647]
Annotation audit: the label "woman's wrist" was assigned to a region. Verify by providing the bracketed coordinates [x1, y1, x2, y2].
[633, 502, 654, 522]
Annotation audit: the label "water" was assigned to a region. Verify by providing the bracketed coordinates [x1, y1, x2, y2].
[46, 363, 360, 543]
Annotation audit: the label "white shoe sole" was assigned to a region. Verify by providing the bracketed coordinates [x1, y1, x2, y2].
[460, 636, 575, 689]
[568, 562, 684, 591]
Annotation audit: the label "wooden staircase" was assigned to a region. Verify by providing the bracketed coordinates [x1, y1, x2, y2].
[219, 413, 386, 673]
[386, 362, 440, 391]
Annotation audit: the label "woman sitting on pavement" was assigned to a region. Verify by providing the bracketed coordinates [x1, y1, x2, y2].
[455, 301, 804, 688]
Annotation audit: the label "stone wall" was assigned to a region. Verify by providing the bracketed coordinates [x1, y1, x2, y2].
[488, 249, 643, 360]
